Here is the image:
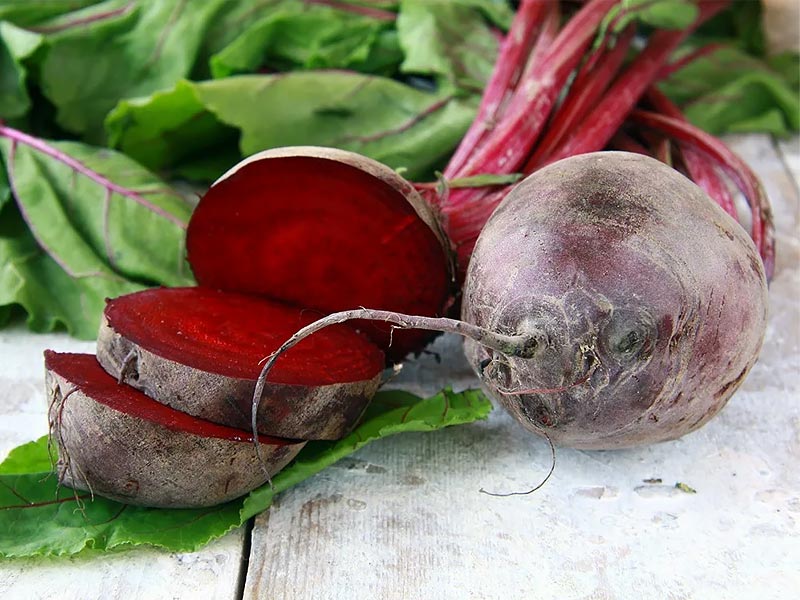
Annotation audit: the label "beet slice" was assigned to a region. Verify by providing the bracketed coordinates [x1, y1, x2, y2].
[186, 146, 453, 361]
[96, 287, 384, 440]
[45, 351, 305, 508]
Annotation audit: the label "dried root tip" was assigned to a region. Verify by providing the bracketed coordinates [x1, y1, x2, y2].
[250, 308, 543, 472]
[479, 430, 556, 497]
[48, 383, 94, 509]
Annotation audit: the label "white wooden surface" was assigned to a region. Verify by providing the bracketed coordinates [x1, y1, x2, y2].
[1, 134, 798, 600]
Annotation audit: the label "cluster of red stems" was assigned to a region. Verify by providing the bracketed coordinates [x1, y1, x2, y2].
[414, 0, 774, 281]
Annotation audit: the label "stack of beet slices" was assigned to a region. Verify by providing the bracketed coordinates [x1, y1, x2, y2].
[45, 148, 454, 508]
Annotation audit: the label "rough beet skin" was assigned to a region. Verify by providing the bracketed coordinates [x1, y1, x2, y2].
[97, 287, 384, 440]
[462, 152, 768, 449]
[46, 351, 305, 508]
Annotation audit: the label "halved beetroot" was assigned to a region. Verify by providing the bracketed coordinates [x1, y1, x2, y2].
[45, 351, 305, 508]
[186, 146, 454, 362]
[96, 287, 385, 440]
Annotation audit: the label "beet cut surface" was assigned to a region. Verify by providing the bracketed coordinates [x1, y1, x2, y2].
[44, 351, 293, 445]
[186, 151, 452, 361]
[103, 287, 385, 385]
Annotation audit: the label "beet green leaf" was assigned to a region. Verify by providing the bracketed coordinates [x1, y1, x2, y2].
[0, 132, 194, 338]
[396, 0, 508, 93]
[0, 23, 43, 121]
[660, 46, 800, 135]
[205, 0, 402, 79]
[34, 0, 226, 142]
[0, 0, 102, 28]
[106, 72, 477, 182]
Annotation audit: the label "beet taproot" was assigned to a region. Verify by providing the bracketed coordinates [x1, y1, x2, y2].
[45, 351, 304, 508]
[462, 152, 768, 448]
[96, 287, 384, 440]
[186, 146, 453, 362]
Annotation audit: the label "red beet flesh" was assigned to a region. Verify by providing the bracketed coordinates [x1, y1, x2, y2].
[103, 287, 385, 385]
[44, 351, 294, 445]
[186, 154, 451, 361]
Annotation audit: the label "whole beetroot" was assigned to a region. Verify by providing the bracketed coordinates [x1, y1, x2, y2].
[461, 151, 768, 449]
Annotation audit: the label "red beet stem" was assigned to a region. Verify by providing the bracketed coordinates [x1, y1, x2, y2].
[444, 0, 553, 178]
[645, 87, 737, 219]
[525, 25, 636, 170]
[609, 131, 653, 156]
[438, 0, 617, 262]
[545, 1, 729, 165]
[629, 109, 775, 280]
[447, 0, 618, 184]
[444, 0, 547, 176]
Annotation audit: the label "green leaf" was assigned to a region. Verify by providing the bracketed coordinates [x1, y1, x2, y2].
[0, 202, 138, 338]
[0, 388, 491, 557]
[693, 0, 765, 56]
[35, 0, 227, 142]
[396, 0, 501, 92]
[105, 79, 238, 179]
[0, 436, 55, 474]
[598, 0, 697, 47]
[660, 45, 800, 135]
[768, 52, 800, 92]
[0, 0, 102, 27]
[635, 0, 697, 31]
[675, 482, 697, 494]
[447, 172, 523, 188]
[438, 0, 513, 29]
[0, 23, 44, 120]
[207, 1, 402, 79]
[0, 132, 194, 337]
[1, 136, 194, 284]
[0, 160, 9, 213]
[106, 72, 477, 181]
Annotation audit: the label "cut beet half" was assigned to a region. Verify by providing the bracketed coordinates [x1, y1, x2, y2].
[186, 146, 454, 362]
[44, 351, 305, 508]
[96, 287, 385, 440]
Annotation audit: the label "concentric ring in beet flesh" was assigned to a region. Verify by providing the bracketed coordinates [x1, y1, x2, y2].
[103, 287, 385, 385]
[186, 149, 452, 361]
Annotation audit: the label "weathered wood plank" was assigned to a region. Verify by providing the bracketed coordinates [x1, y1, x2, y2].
[776, 136, 800, 191]
[0, 325, 246, 600]
[243, 135, 800, 600]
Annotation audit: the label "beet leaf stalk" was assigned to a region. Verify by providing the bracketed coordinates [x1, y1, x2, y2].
[535, 0, 728, 165]
[445, 0, 558, 178]
[439, 0, 619, 270]
[434, 0, 731, 277]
